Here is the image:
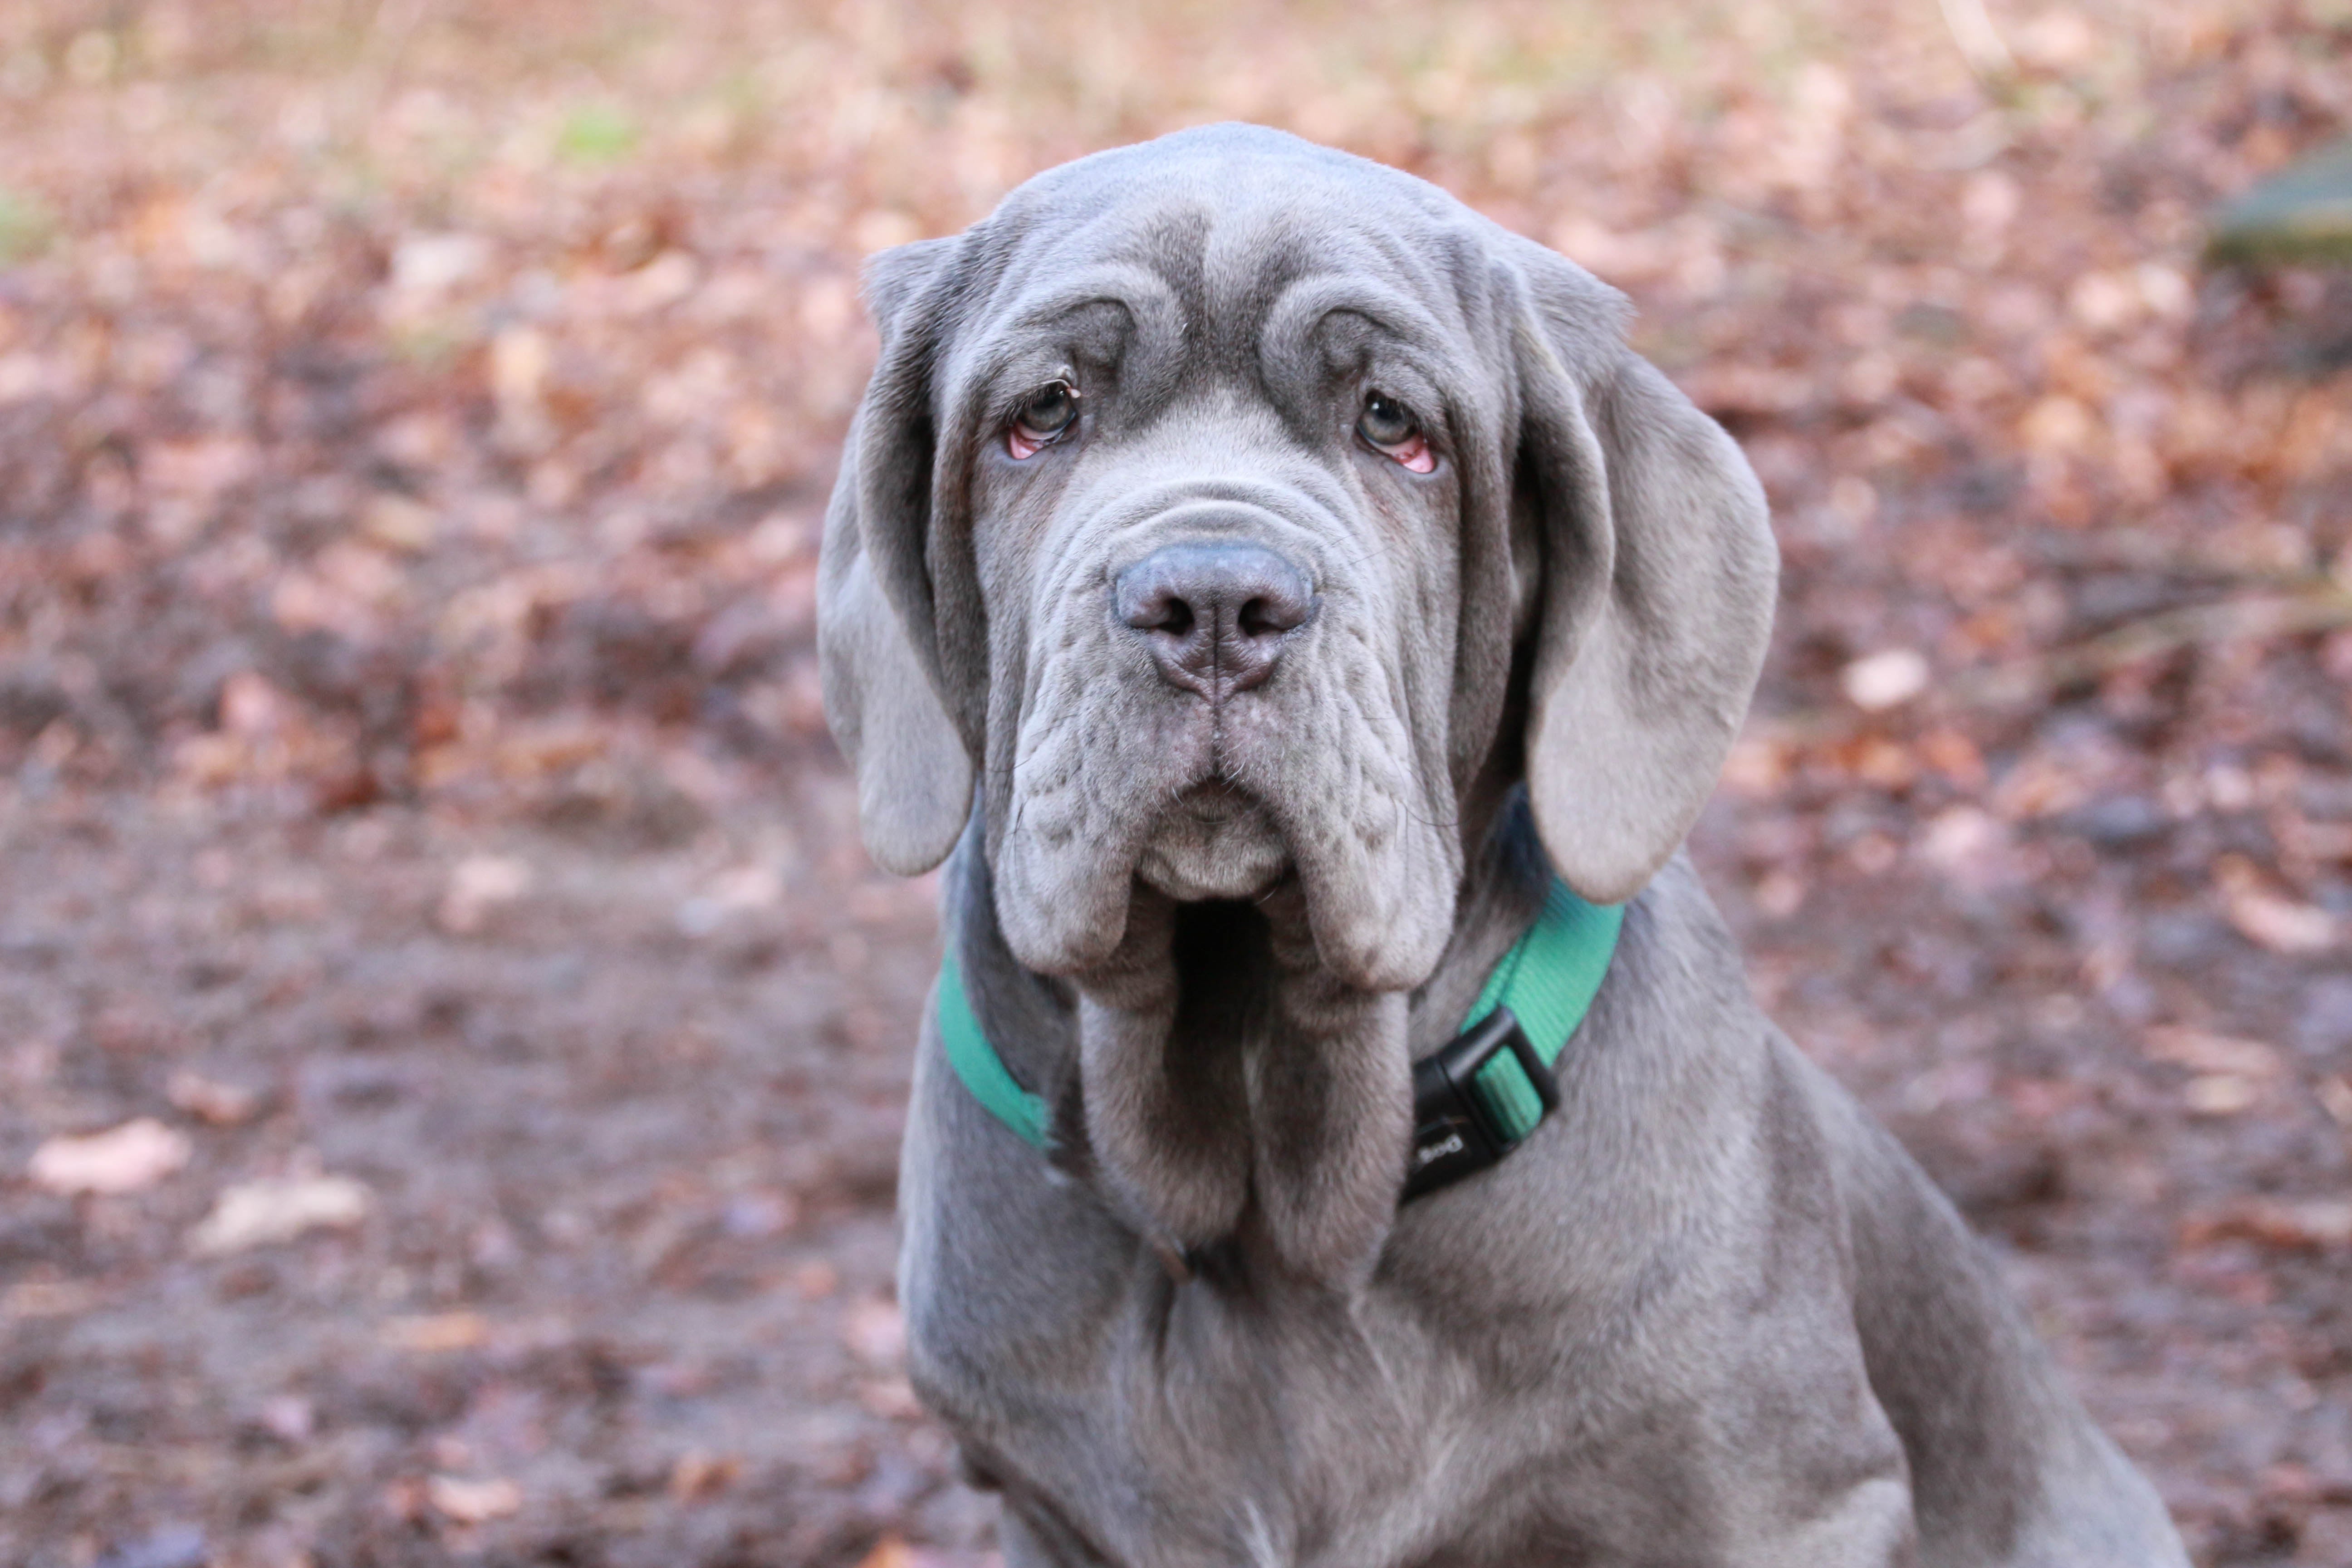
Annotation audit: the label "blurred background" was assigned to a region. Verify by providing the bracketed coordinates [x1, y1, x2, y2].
[0, 1, 2347, 1564]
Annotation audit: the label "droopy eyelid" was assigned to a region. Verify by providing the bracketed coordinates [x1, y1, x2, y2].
[981, 368, 1081, 432]
[961, 267, 1179, 390]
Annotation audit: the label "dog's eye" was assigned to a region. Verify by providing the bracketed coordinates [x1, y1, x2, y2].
[1009, 381, 1080, 459]
[1357, 392, 1434, 473]
[1358, 392, 1416, 446]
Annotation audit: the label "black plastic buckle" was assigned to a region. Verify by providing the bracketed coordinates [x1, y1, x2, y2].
[1401, 1005, 1561, 1202]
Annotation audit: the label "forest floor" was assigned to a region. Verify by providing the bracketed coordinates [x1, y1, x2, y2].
[2, 2, 2350, 1564]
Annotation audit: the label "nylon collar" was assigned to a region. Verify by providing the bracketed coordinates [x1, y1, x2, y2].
[934, 878, 1624, 1204]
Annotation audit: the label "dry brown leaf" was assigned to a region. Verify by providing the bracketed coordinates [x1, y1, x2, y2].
[858, 1376, 922, 1419]
[167, 1070, 260, 1126]
[4, 1279, 103, 1318]
[844, 1298, 906, 1367]
[382, 1312, 491, 1352]
[190, 1175, 371, 1255]
[438, 855, 535, 934]
[2213, 855, 2338, 955]
[2144, 1026, 2284, 1079]
[2183, 1074, 2259, 1116]
[669, 1449, 741, 1501]
[1841, 648, 1930, 711]
[426, 1474, 522, 1525]
[29, 1118, 191, 1196]
[2181, 1199, 2352, 1253]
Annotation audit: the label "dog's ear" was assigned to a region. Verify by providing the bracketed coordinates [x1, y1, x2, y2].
[1506, 242, 1778, 903]
[818, 236, 976, 875]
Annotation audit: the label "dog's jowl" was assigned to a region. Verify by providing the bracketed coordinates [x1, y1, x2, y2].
[818, 125, 2188, 1568]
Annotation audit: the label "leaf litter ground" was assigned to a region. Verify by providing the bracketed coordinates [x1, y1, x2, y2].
[1, 2, 2349, 1563]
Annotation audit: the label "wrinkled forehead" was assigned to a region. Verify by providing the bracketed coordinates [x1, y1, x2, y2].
[961, 133, 1498, 373]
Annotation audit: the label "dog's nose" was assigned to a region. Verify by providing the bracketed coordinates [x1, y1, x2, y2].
[1113, 541, 1317, 697]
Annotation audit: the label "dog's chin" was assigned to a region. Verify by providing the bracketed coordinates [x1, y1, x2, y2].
[1135, 784, 1289, 903]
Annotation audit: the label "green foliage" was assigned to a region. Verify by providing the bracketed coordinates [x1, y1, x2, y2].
[2209, 139, 2352, 266]
[557, 103, 639, 165]
[0, 185, 55, 265]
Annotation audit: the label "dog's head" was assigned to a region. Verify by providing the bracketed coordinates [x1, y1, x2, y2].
[822, 124, 1774, 994]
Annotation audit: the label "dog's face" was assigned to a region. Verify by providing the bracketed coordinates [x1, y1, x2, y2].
[822, 126, 1777, 995]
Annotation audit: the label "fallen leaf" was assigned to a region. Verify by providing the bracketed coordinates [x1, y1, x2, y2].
[391, 232, 490, 296]
[382, 1311, 490, 1352]
[218, 671, 286, 737]
[191, 1175, 372, 1255]
[668, 1448, 741, 1501]
[1917, 727, 1988, 789]
[363, 492, 440, 553]
[2020, 393, 2096, 455]
[1719, 735, 1789, 797]
[1841, 648, 1931, 711]
[859, 1376, 922, 1419]
[2184, 1074, 2259, 1116]
[2145, 1026, 2284, 1078]
[844, 1298, 905, 1367]
[2214, 856, 2337, 955]
[257, 1394, 314, 1443]
[2259, 1461, 2352, 1507]
[1752, 869, 1807, 919]
[4, 1279, 102, 1318]
[438, 854, 534, 934]
[1989, 747, 2099, 821]
[2181, 1198, 2352, 1252]
[29, 1117, 191, 1196]
[1918, 806, 1994, 863]
[1917, 806, 2024, 891]
[426, 1473, 522, 1524]
[2228, 895, 2337, 955]
[168, 1070, 261, 1126]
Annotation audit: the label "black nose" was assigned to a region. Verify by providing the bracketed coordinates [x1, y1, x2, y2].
[1113, 541, 1317, 697]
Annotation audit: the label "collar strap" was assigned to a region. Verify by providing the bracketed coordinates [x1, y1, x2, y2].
[935, 878, 1624, 1205]
[1401, 879, 1623, 1199]
[936, 941, 1054, 1152]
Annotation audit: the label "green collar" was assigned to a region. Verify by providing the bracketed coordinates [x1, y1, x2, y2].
[935, 878, 1625, 1203]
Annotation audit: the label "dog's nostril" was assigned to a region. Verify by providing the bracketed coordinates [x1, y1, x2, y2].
[1236, 593, 1306, 639]
[1139, 596, 1195, 637]
[1116, 578, 1193, 637]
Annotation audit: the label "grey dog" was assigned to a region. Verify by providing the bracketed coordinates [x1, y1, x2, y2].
[817, 125, 2188, 1568]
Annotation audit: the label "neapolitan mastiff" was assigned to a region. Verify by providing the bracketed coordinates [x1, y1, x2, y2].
[818, 125, 2187, 1568]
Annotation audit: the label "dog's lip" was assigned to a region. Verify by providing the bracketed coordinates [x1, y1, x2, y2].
[1134, 780, 1290, 904]
[1176, 779, 1254, 823]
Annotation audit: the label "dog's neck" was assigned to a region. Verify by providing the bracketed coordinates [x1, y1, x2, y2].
[943, 792, 1552, 1288]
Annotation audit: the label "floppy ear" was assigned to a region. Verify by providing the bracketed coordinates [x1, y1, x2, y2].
[1508, 244, 1779, 904]
[817, 236, 976, 875]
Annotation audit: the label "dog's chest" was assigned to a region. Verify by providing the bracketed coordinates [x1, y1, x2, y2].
[905, 1246, 1511, 1568]
[894, 962, 1921, 1568]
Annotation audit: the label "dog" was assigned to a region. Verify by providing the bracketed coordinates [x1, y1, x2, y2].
[818, 124, 2188, 1568]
